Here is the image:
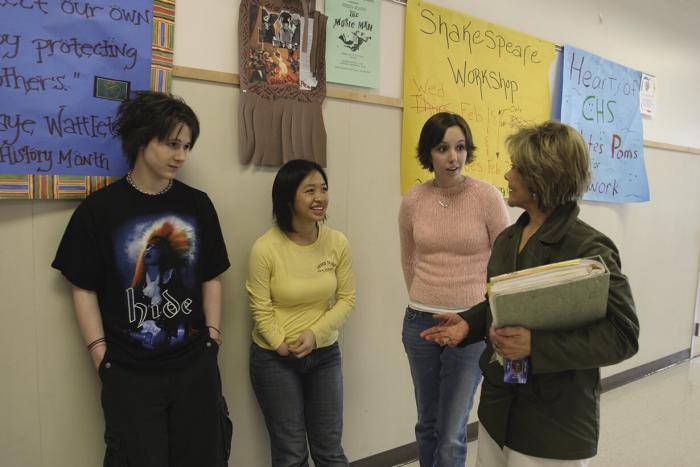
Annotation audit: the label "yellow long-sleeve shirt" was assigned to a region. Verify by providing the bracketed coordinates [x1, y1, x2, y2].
[246, 224, 356, 350]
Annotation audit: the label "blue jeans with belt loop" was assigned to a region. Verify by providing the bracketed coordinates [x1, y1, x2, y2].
[250, 341, 348, 467]
[402, 307, 485, 467]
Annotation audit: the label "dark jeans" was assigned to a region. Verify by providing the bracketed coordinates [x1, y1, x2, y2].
[99, 340, 231, 467]
[250, 342, 348, 467]
[403, 308, 485, 467]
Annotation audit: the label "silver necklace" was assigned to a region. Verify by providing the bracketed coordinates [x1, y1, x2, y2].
[126, 171, 173, 196]
[433, 176, 466, 208]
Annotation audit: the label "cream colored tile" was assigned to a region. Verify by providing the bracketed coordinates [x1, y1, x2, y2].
[32, 201, 106, 467]
[593, 359, 700, 467]
[0, 201, 41, 467]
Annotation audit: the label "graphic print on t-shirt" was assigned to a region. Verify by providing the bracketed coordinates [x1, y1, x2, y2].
[114, 214, 199, 350]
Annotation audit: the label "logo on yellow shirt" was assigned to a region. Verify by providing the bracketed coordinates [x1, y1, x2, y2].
[316, 260, 336, 272]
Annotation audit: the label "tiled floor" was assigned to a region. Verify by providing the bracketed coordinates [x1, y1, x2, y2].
[398, 357, 700, 467]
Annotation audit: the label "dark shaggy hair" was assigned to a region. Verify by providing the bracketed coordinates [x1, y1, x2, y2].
[114, 91, 200, 168]
[416, 112, 476, 171]
[272, 159, 328, 233]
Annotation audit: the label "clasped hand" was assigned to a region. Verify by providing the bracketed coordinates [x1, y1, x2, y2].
[277, 329, 316, 358]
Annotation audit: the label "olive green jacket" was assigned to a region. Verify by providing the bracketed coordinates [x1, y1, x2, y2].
[460, 202, 639, 460]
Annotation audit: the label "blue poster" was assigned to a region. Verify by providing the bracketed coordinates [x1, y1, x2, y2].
[0, 1, 152, 176]
[561, 45, 649, 203]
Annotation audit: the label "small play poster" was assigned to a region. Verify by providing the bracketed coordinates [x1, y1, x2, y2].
[325, 0, 380, 88]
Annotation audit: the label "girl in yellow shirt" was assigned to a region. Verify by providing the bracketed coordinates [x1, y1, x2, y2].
[247, 159, 356, 466]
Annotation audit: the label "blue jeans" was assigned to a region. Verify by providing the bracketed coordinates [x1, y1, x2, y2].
[403, 307, 485, 467]
[250, 342, 348, 467]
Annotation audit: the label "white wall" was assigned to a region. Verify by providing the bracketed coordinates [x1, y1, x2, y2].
[1, 1, 699, 466]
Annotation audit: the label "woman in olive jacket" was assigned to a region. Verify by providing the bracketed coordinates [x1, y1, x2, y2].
[421, 121, 639, 466]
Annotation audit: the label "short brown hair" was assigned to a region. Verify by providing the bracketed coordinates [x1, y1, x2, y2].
[416, 112, 476, 171]
[506, 121, 591, 210]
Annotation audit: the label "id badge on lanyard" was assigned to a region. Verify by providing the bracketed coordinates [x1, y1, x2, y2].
[504, 358, 529, 384]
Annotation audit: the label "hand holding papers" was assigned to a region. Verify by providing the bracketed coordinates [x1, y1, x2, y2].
[488, 257, 610, 331]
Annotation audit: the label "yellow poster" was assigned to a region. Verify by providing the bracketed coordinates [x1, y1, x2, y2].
[401, 1, 556, 194]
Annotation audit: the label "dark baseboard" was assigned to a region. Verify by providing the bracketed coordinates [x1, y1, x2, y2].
[600, 348, 689, 391]
[349, 443, 417, 467]
[349, 349, 691, 467]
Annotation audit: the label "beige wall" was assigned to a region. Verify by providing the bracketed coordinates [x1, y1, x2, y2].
[2, 0, 700, 466]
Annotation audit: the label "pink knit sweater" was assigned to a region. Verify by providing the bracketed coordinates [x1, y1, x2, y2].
[399, 177, 510, 309]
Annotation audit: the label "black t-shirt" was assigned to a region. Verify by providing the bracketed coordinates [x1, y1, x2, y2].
[52, 178, 230, 368]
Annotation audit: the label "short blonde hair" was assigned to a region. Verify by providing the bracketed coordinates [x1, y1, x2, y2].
[507, 121, 591, 210]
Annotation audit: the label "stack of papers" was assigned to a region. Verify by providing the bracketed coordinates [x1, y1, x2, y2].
[488, 257, 609, 331]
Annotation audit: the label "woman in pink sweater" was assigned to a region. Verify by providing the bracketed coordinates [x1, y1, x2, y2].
[399, 112, 510, 466]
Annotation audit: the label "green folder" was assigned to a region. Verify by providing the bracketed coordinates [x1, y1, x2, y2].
[488, 257, 610, 331]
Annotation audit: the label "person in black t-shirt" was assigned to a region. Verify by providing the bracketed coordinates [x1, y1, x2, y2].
[52, 91, 232, 467]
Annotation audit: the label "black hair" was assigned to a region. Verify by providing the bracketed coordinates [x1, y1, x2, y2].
[114, 91, 200, 168]
[416, 112, 476, 171]
[279, 11, 292, 24]
[272, 159, 328, 233]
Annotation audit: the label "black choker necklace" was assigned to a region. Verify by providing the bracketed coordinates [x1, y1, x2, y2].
[126, 171, 173, 196]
